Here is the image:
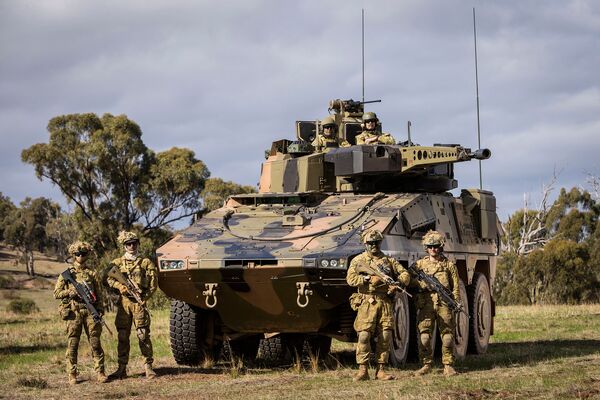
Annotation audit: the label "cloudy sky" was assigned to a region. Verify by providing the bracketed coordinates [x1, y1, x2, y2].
[1, 0, 599, 224]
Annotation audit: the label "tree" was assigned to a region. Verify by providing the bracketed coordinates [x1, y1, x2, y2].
[22, 113, 210, 249]
[0, 192, 16, 242]
[3, 197, 60, 276]
[200, 177, 256, 213]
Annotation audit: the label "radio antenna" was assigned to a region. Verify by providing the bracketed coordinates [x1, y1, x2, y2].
[473, 7, 483, 189]
[362, 8, 365, 103]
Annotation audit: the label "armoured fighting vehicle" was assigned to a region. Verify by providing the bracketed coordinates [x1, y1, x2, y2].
[157, 99, 500, 366]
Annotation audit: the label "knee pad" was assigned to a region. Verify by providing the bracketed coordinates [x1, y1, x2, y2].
[419, 333, 431, 348]
[441, 333, 453, 347]
[357, 331, 371, 345]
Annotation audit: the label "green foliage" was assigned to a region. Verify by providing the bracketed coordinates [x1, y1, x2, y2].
[201, 177, 256, 213]
[147, 288, 171, 310]
[7, 298, 40, 314]
[0, 192, 16, 242]
[22, 113, 210, 251]
[0, 275, 16, 289]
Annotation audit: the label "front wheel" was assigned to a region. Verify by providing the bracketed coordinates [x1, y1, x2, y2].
[453, 280, 469, 360]
[468, 272, 492, 354]
[389, 292, 411, 366]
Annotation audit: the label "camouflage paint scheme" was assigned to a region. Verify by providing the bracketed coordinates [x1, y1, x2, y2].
[157, 99, 499, 362]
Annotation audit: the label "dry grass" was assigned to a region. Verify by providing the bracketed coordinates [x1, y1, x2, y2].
[0, 247, 599, 399]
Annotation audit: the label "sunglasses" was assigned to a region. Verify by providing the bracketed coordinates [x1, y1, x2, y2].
[426, 245, 441, 249]
[74, 251, 89, 257]
[365, 120, 377, 124]
[323, 125, 335, 129]
[366, 241, 380, 245]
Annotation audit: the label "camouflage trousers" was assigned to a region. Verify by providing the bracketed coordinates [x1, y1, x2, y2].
[416, 293, 455, 366]
[353, 293, 394, 364]
[115, 297, 153, 366]
[64, 307, 104, 374]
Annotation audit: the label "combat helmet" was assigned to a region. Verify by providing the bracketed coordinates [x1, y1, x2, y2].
[68, 241, 93, 256]
[422, 230, 445, 248]
[361, 229, 384, 244]
[362, 112, 378, 123]
[321, 115, 336, 127]
[118, 231, 139, 245]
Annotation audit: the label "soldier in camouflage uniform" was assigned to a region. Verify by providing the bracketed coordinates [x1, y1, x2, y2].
[311, 115, 350, 152]
[355, 112, 396, 145]
[412, 230, 461, 377]
[346, 229, 411, 381]
[107, 231, 158, 379]
[54, 241, 107, 385]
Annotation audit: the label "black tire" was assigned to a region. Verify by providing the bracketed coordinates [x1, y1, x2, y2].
[468, 272, 492, 354]
[389, 292, 411, 367]
[257, 333, 305, 365]
[169, 300, 221, 365]
[454, 280, 469, 360]
[228, 335, 261, 361]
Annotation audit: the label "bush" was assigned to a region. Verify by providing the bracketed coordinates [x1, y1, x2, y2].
[147, 288, 170, 310]
[0, 274, 16, 289]
[7, 298, 40, 314]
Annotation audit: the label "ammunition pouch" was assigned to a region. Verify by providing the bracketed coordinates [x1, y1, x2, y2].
[59, 302, 75, 321]
[349, 293, 364, 311]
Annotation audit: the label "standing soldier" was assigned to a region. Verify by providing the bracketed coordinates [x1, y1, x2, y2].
[107, 231, 158, 379]
[311, 115, 350, 152]
[412, 230, 461, 377]
[54, 241, 107, 385]
[355, 112, 396, 145]
[346, 229, 411, 381]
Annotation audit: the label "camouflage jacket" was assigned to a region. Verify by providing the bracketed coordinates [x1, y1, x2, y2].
[355, 131, 396, 145]
[107, 255, 158, 301]
[54, 261, 104, 312]
[311, 135, 350, 152]
[346, 251, 410, 296]
[412, 255, 460, 301]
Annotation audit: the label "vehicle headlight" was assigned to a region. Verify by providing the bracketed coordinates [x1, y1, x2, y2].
[320, 259, 329, 268]
[160, 259, 185, 270]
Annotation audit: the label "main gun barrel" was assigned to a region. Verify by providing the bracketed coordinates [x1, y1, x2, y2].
[469, 148, 491, 160]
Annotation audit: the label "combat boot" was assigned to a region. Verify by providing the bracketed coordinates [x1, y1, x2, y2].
[414, 363, 432, 376]
[97, 371, 108, 383]
[68, 372, 78, 385]
[145, 363, 157, 379]
[443, 365, 458, 377]
[108, 364, 127, 380]
[353, 364, 370, 381]
[375, 364, 395, 380]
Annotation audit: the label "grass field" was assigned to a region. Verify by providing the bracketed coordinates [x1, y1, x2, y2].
[1, 247, 599, 399]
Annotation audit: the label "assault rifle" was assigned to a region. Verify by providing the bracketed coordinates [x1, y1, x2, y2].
[356, 261, 412, 297]
[61, 268, 113, 335]
[107, 265, 146, 309]
[406, 262, 467, 316]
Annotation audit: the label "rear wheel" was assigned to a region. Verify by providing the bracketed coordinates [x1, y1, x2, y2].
[169, 300, 222, 365]
[389, 292, 411, 366]
[468, 272, 492, 354]
[257, 333, 305, 365]
[453, 280, 469, 360]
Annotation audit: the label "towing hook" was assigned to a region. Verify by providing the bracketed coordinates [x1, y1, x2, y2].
[296, 282, 313, 308]
[202, 283, 219, 308]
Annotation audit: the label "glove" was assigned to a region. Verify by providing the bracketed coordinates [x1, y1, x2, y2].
[370, 275, 382, 285]
[118, 285, 129, 295]
[68, 288, 79, 299]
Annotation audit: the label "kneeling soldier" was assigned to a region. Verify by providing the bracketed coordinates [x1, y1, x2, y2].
[107, 231, 158, 379]
[54, 241, 107, 385]
[346, 229, 410, 381]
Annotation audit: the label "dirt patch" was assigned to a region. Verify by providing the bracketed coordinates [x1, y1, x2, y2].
[441, 388, 523, 399]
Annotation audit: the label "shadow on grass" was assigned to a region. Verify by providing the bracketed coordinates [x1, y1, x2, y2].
[0, 343, 64, 355]
[463, 339, 600, 371]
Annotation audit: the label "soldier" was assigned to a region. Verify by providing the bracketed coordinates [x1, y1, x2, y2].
[54, 241, 107, 385]
[346, 229, 411, 381]
[355, 112, 396, 145]
[412, 230, 461, 377]
[311, 115, 350, 152]
[107, 231, 158, 379]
